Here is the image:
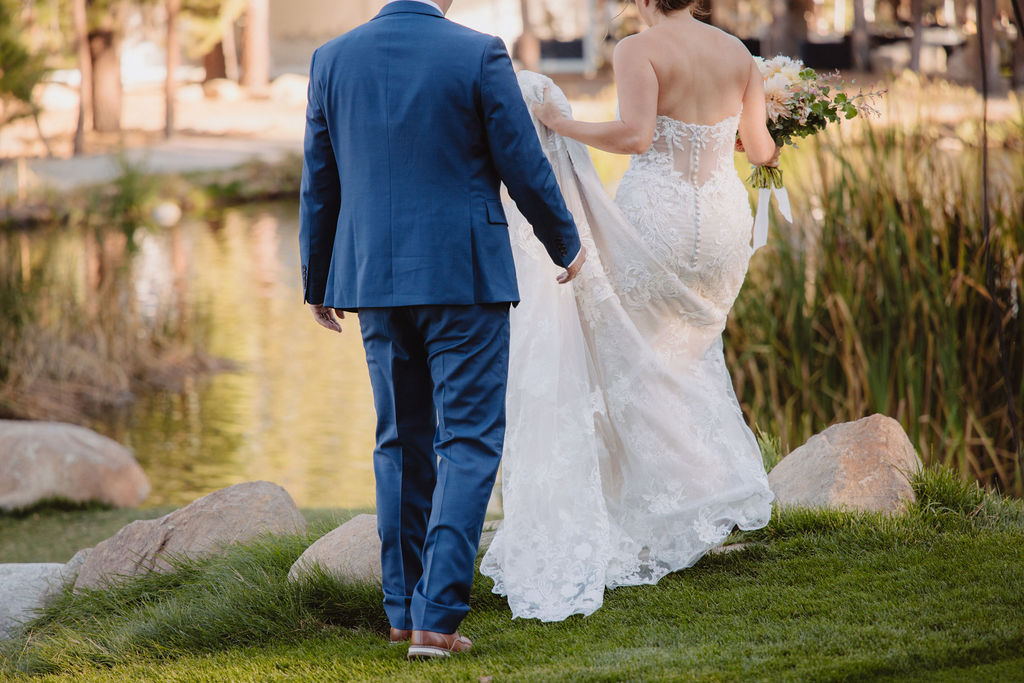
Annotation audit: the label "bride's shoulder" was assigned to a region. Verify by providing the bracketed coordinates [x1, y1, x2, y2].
[612, 32, 647, 55]
[703, 24, 753, 57]
[611, 33, 657, 73]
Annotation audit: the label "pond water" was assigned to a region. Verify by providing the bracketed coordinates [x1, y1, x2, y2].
[7, 154, 634, 513]
[87, 203, 381, 510]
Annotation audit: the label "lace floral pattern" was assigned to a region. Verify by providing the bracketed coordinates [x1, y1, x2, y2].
[479, 72, 774, 622]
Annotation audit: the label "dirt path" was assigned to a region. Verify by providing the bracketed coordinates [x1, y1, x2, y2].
[0, 82, 307, 196]
[2, 135, 301, 195]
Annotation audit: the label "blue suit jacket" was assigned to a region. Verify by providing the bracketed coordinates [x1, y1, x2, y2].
[299, 1, 581, 309]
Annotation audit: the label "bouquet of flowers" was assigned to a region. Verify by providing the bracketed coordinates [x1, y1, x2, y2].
[745, 56, 882, 250]
[750, 55, 882, 191]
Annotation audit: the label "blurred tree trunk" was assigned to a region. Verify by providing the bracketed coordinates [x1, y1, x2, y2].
[977, 0, 1004, 92]
[241, 0, 269, 93]
[852, 0, 871, 70]
[165, 0, 180, 138]
[518, 0, 540, 70]
[768, 0, 811, 56]
[88, 1, 127, 133]
[72, 0, 91, 154]
[909, 0, 923, 71]
[223, 15, 240, 81]
[89, 28, 121, 131]
[203, 42, 226, 81]
[1014, 29, 1024, 89]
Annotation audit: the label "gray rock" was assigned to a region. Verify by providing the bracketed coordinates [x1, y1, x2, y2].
[0, 563, 66, 639]
[0, 420, 150, 511]
[768, 414, 922, 514]
[288, 514, 497, 585]
[478, 530, 496, 552]
[150, 201, 182, 227]
[62, 547, 93, 585]
[74, 481, 306, 591]
[289, 514, 381, 584]
[709, 542, 751, 555]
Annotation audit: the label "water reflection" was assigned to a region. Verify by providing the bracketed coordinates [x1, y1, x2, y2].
[6, 152, 629, 511]
[98, 203, 379, 509]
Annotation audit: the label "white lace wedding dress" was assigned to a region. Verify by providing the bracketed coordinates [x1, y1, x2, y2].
[478, 72, 774, 622]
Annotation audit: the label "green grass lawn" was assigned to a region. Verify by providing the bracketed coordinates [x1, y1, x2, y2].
[1, 469, 1023, 682]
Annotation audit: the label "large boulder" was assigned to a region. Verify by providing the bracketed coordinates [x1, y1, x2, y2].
[289, 514, 381, 584]
[288, 515, 498, 585]
[768, 414, 923, 514]
[0, 420, 150, 511]
[74, 481, 306, 591]
[62, 548, 93, 585]
[0, 564, 67, 639]
[288, 516, 499, 585]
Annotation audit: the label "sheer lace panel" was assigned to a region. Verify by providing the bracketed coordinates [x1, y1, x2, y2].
[646, 114, 742, 187]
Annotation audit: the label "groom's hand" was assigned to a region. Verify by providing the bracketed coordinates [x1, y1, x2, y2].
[556, 246, 587, 284]
[310, 303, 344, 333]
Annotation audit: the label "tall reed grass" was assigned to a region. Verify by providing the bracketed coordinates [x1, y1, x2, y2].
[0, 210, 215, 422]
[728, 120, 1024, 495]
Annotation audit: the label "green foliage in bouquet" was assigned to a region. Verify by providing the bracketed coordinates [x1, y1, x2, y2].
[766, 69, 863, 147]
[748, 57, 882, 190]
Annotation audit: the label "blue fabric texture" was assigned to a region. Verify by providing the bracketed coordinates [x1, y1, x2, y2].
[299, 0, 581, 308]
[359, 303, 510, 633]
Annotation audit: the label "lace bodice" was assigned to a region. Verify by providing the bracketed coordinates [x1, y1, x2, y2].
[614, 112, 755, 311]
[633, 113, 742, 187]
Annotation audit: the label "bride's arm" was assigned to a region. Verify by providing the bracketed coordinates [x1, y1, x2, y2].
[737, 57, 781, 167]
[533, 37, 657, 156]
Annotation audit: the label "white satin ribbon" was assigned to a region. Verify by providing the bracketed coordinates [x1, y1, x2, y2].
[752, 186, 793, 251]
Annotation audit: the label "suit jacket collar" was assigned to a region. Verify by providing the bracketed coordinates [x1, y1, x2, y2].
[374, 1, 444, 20]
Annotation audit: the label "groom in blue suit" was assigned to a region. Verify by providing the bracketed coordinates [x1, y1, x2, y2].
[299, 0, 584, 658]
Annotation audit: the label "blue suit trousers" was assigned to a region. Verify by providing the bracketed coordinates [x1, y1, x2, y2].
[358, 303, 510, 633]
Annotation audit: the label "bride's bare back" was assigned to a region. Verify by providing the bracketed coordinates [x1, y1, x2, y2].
[534, 0, 777, 165]
[629, 16, 749, 124]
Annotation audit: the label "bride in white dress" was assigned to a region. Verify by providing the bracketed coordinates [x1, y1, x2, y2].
[479, 0, 781, 622]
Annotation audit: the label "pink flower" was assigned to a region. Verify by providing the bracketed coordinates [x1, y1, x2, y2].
[763, 74, 795, 122]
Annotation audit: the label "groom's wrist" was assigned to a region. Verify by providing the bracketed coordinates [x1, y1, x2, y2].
[567, 247, 584, 270]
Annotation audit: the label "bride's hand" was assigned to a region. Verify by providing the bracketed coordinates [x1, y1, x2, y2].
[764, 145, 783, 168]
[532, 85, 564, 132]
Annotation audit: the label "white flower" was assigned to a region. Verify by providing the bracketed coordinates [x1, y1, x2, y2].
[753, 56, 771, 79]
[778, 62, 803, 82]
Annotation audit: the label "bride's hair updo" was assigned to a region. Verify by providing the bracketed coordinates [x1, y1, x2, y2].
[639, 0, 702, 13]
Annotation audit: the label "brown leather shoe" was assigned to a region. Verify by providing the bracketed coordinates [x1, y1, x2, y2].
[407, 630, 473, 659]
[389, 628, 412, 644]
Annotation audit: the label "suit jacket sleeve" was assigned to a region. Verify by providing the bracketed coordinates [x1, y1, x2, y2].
[299, 48, 341, 305]
[480, 37, 582, 269]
